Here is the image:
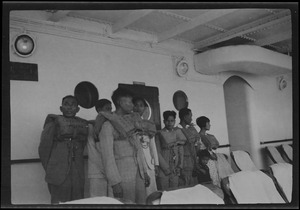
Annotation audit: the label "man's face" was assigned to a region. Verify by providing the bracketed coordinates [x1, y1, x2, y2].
[134, 100, 146, 116]
[184, 111, 192, 125]
[205, 121, 211, 130]
[119, 96, 134, 114]
[164, 116, 175, 130]
[60, 97, 79, 117]
[99, 103, 112, 113]
[200, 157, 209, 165]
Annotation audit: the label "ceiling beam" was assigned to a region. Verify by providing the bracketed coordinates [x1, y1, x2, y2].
[111, 10, 153, 34]
[157, 9, 238, 43]
[251, 31, 291, 46]
[48, 10, 70, 22]
[193, 10, 291, 50]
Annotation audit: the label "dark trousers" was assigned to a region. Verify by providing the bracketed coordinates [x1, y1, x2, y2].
[179, 169, 198, 187]
[157, 173, 179, 191]
[48, 162, 84, 204]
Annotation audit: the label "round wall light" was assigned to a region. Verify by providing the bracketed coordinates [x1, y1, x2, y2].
[278, 77, 287, 90]
[176, 60, 189, 77]
[13, 34, 36, 57]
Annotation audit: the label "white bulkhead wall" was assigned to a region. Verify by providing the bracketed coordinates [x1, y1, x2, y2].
[9, 11, 293, 204]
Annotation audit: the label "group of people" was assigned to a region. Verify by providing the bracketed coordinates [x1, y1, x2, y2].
[38, 86, 234, 204]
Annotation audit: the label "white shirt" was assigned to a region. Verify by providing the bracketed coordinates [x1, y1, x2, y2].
[86, 124, 105, 178]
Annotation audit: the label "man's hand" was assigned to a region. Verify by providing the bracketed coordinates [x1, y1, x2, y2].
[112, 183, 123, 198]
[144, 173, 150, 187]
[163, 168, 172, 176]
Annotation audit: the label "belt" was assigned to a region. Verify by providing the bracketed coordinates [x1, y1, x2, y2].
[63, 137, 73, 141]
[57, 137, 84, 142]
[56, 137, 76, 142]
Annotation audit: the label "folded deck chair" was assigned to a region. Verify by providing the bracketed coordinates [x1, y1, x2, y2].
[230, 150, 258, 171]
[269, 163, 292, 202]
[279, 144, 293, 163]
[221, 170, 287, 204]
[216, 153, 235, 179]
[146, 184, 224, 205]
[221, 176, 238, 204]
[265, 146, 286, 164]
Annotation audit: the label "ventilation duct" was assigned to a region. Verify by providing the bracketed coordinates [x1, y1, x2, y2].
[194, 45, 292, 76]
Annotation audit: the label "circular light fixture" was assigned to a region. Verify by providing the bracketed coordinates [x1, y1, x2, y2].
[13, 34, 36, 57]
[176, 60, 189, 77]
[279, 78, 287, 90]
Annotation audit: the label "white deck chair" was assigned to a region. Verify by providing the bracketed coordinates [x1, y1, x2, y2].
[146, 184, 224, 205]
[265, 146, 286, 164]
[221, 170, 287, 204]
[269, 163, 293, 202]
[230, 150, 258, 171]
[59, 196, 130, 204]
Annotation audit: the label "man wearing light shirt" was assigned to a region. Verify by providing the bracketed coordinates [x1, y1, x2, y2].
[87, 99, 113, 197]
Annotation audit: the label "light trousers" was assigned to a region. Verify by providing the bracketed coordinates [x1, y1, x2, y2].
[89, 178, 113, 197]
[120, 170, 147, 204]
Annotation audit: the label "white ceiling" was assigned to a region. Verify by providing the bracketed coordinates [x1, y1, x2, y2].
[45, 8, 293, 56]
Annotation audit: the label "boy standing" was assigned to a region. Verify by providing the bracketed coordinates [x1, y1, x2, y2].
[133, 96, 159, 196]
[177, 108, 202, 187]
[87, 99, 113, 197]
[155, 110, 187, 191]
[39, 95, 89, 204]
